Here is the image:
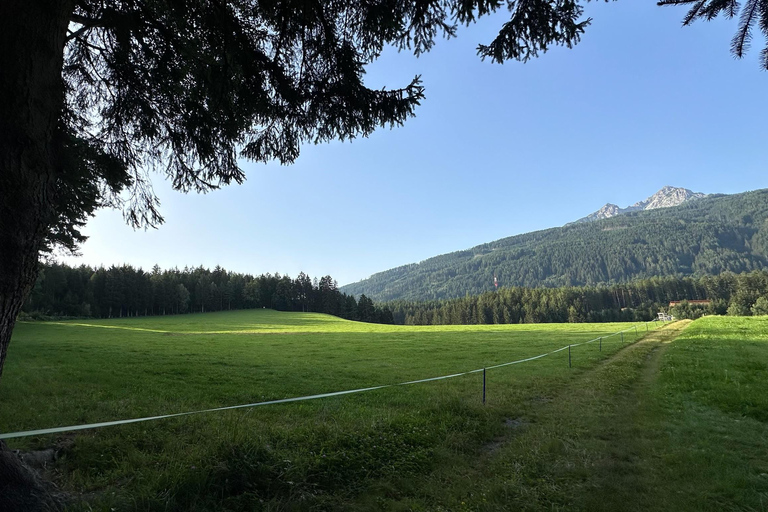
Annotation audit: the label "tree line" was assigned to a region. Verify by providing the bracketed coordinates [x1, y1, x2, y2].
[386, 270, 768, 325]
[24, 263, 768, 327]
[22, 263, 393, 324]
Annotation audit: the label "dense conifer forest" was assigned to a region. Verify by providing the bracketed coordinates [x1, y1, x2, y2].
[23, 263, 768, 327]
[343, 189, 768, 301]
[385, 270, 768, 325]
[21, 264, 393, 324]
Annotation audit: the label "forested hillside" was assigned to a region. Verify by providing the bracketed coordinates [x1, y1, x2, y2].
[342, 189, 768, 301]
[388, 270, 768, 325]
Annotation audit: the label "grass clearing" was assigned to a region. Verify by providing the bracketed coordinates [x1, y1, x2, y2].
[3, 311, 640, 436]
[3, 311, 765, 510]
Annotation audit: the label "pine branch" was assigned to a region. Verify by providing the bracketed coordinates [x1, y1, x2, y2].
[760, 46, 768, 68]
[700, 0, 739, 20]
[757, 0, 768, 69]
[732, 0, 758, 57]
[683, 0, 708, 25]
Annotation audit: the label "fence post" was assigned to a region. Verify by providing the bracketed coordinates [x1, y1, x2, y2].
[568, 345, 572, 368]
[599, 337, 602, 352]
[483, 368, 486, 404]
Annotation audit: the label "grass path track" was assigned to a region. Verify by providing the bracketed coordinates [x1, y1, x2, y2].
[457, 321, 693, 511]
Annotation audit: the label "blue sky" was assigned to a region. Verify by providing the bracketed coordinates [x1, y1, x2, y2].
[59, 1, 767, 286]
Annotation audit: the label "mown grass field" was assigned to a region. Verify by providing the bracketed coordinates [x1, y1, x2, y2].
[1, 311, 766, 510]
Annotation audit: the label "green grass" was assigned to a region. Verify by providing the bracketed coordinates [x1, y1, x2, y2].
[5, 311, 764, 511]
[447, 317, 768, 512]
[3, 311, 640, 434]
[45, 308, 620, 333]
[647, 316, 768, 510]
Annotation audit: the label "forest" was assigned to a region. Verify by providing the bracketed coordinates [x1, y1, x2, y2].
[342, 189, 768, 301]
[386, 270, 768, 325]
[23, 263, 768, 328]
[21, 263, 393, 324]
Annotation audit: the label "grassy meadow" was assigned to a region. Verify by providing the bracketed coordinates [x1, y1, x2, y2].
[1, 311, 766, 510]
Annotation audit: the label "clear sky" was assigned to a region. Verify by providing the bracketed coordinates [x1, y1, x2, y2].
[59, 1, 767, 286]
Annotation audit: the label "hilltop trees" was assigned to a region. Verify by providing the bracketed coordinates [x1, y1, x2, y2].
[357, 294, 376, 322]
[751, 297, 768, 315]
[23, 263, 394, 323]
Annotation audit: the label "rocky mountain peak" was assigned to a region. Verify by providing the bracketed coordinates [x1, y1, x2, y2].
[632, 186, 706, 211]
[580, 203, 621, 223]
[571, 186, 707, 224]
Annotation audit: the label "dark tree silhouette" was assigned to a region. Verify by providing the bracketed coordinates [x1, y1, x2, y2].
[658, 0, 768, 68]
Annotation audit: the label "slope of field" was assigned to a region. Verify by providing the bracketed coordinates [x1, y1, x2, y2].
[2, 311, 766, 511]
[342, 188, 768, 301]
[45, 309, 392, 334]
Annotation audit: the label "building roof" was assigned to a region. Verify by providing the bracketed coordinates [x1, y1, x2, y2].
[669, 300, 711, 307]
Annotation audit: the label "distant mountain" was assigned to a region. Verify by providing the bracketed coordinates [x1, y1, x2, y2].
[341, 188, 768, 302]
[575, 203, 622, 223]
[570, 186, 707, 224]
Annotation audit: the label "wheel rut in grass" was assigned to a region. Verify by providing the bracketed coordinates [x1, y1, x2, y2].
[478, 321, 692, 511]
[599, 320, 690, 375]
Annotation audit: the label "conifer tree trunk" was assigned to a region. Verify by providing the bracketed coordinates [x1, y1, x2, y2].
[0, 1, 72, 509]
[0, 0, 71, 380]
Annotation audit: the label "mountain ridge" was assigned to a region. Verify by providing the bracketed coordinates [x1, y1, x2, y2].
[570, 186, 707, 224]
[341, 188, 768, 302]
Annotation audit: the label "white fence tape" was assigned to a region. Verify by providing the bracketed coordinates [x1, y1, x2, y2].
[0, 321, 663, 440]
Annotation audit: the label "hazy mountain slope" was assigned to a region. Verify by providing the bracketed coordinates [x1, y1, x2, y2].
[342, 189, 768, 302]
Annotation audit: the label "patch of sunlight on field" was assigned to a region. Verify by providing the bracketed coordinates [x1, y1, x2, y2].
[27, 308, 649, 335]
[2, 311, 652, 436]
